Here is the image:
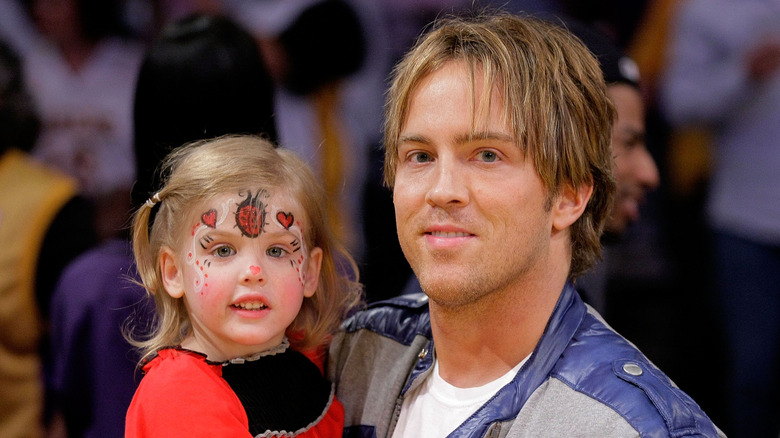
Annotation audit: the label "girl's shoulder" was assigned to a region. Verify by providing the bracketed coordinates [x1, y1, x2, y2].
[138, 347, 232, 399]
[138, 347, 234, 399]
[127, 348, 250, 437]
[142, 347, 217, 375]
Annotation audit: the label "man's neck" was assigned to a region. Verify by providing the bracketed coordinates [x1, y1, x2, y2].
[428, 273, 566, 388]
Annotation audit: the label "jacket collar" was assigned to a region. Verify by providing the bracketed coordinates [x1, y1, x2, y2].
[407, 283, 585, 438]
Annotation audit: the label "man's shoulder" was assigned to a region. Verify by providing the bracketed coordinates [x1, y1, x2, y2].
[341, 293, 432, 346]
[545, 311, 722, 436]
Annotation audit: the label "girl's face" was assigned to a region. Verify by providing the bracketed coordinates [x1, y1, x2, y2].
[160, 189, 322, 362]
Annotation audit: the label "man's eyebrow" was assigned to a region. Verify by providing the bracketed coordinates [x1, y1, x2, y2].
[399, 131, 515, 145]
[453, 131, 515, 144]
[398, 134, 430, 144]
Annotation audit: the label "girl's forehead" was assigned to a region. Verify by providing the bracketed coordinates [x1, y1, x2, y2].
[187, 189, 306, 224]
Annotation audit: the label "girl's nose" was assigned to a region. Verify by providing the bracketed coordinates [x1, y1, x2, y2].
[243, 265, 265, 284]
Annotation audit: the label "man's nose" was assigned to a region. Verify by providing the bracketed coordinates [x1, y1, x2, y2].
[425, 157, 469, 208]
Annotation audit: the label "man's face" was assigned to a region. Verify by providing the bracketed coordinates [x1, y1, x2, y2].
[606, 84, 659, 234]
[393, 61, 557, 308]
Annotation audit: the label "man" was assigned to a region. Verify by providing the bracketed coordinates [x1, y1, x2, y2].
[569, 21, 661, 314]
[327, 12, 723, 437]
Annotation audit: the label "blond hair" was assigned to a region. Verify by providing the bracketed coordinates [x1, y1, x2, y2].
[131, 135, 362, 364]
[383, 12, 616, 278]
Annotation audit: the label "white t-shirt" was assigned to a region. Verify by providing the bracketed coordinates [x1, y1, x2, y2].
[0, 0, 141, 199]
[24, 38, 143, 198]
[391, 356, 529, 438]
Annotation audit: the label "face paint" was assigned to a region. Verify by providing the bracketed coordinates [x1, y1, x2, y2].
[187, 197, 234, 293]
[269, 207, 308, 285]
[175, 190, 318, 361]
[276, 211, 294, 229]
[235, 190, 268, 238]
[201, 209, 218, 228]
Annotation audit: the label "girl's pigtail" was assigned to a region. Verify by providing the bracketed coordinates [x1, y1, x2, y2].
[132, 192, 162, 297]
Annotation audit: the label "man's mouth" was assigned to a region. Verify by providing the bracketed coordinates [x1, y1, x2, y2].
[428, 231, 472, 238]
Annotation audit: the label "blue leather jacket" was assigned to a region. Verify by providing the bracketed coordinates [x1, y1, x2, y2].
[327, 283, 724, 437]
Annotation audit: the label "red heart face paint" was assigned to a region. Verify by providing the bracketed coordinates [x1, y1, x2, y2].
[201, 209, 218, 228]
[276, 211, 294, 229]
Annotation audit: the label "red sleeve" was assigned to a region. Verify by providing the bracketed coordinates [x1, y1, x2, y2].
[125, 352, 251, 438]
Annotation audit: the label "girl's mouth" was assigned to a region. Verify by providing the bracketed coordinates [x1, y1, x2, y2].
[232, 302, 267, 310]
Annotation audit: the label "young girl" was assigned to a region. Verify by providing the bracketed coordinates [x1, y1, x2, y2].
[125, 135, 362, 437]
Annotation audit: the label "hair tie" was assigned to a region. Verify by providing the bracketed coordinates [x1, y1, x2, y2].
[145, 192, 162, 208]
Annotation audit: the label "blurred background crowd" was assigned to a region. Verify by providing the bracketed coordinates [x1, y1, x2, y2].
[0, 0, 778, 437]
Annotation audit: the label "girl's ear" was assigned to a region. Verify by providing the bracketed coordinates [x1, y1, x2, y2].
[303, 247, 323, 298]
[552, 183, 593, 231]
[160, 247, 185, 299]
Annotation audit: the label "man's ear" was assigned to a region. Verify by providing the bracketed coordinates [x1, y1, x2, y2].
[160, 247, 185, 299]
[552, 183, 593, 231]
[303, 247, 323, 298]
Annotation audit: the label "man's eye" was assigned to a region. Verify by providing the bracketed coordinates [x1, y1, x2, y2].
[213, 245, 236, 258]
[410, 151, 432, 163]
[267, 247, 288, 258]
[477, 150, 498, 162]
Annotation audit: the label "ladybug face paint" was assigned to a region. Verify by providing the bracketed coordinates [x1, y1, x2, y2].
[235, 190, 268, 238]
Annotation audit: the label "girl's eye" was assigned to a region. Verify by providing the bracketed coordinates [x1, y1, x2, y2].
[477, 150, 499, 162]
[213, 245, 236, 258]
[266, 247, 288, 258]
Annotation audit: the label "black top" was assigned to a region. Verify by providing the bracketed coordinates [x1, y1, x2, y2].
[221, 349, 334, 437]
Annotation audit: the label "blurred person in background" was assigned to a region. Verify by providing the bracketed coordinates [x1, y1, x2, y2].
[0, 0, 144, 241]
[0, 39, 96, 438]
[569, 20, 661, 315]
[225, 0, 389, 262]
[661, 0, 780, 436]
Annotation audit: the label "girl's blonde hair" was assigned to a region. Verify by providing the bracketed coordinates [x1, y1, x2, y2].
[130, 135, 362, 364]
